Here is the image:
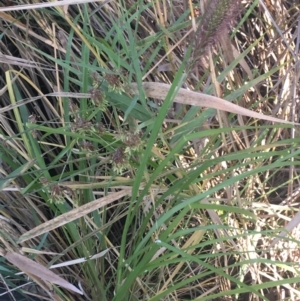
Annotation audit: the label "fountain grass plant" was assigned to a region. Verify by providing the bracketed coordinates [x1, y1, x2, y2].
[1, 0, 300, 300]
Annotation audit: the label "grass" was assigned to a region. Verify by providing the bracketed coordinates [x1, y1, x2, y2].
[1, 0, 300, 300]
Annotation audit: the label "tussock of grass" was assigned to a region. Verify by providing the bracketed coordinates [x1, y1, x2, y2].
[0, 0, 300, 300]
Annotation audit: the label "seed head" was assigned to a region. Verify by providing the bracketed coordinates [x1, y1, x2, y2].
[191, 0, 243, 64]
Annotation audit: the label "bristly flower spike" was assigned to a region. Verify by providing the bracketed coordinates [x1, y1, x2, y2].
[191, 0, 243, 65]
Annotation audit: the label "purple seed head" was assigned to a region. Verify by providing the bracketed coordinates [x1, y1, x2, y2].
[191, 0, 243, 64]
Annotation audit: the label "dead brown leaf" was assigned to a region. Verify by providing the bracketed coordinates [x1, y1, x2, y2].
[5, 252, 83, 295]
[130, 82, 299, 125]
[18, 189, 131, 243]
